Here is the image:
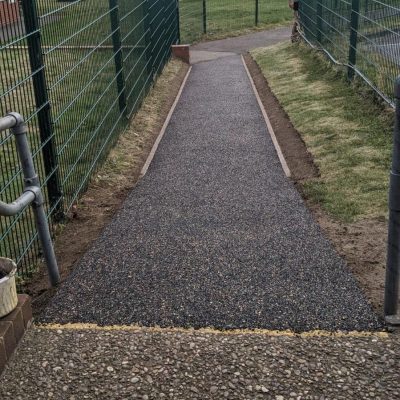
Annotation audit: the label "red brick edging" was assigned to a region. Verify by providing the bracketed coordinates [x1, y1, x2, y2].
[0, 2, 20, 27]
[0, 295, 32, 374]
[171, 45, 190, 64]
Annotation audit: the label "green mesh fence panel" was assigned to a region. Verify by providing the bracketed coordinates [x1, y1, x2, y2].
[0, 0, 179, 280]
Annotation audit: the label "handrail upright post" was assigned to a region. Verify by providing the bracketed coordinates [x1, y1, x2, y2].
[0, 113, 60, 287]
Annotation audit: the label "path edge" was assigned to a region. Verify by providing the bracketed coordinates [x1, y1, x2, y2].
[140, 66, 193, 178]
[241, 55, 291, 178]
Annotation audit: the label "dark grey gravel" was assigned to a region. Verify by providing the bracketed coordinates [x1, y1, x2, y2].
[0, 327, 398, 399]
[40, 55, 382, 331]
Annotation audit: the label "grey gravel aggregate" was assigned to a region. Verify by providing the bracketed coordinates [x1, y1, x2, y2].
[0, 327, 399, 399]
[40, 55, 382, 331]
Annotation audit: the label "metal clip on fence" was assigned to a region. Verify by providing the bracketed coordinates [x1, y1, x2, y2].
[385, 77, 400, 325]
[0, 113, 59, 287]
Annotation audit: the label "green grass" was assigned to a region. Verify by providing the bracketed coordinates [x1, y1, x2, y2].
[179, 0, 292, 43]
[252, 42, 394, 222]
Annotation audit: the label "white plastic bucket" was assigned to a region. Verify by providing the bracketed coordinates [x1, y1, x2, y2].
[0, 258, 18, 318]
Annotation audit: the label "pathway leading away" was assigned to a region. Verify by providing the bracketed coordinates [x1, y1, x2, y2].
[39, 54, 380, 332]
[1, 30, 397, 399]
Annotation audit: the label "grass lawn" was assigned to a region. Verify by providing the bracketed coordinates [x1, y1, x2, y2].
[252, 42, 394, 222]
[179, 0, 292, 43]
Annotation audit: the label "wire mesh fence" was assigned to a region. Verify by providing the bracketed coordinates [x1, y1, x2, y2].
[4, 0, 396, 283]
[299, 0, 400, 106]
[0, 0, 179, 281]
[178, 0, 292, 43]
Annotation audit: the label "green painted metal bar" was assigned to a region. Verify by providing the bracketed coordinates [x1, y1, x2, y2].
[109, 0, 127, 115]
[203, 0, 207, 34]
[255, 0, 259, 26]
[176, 0, 181, 43]
[316, 0, 323, 43]
[21, 0, 64, 221]
[347, 0, 360, 80]
[143, 0, 154, 78]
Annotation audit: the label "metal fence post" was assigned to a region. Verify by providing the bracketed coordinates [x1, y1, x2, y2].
[255, 0, 259, 26]
[21, 0, 63, 221]
[347, 0, 360, 80]
[316, 0, 323, 43]
[203, 0, 207, 34]
[384, 77, 400, 323]
[176, 0, 181, 43]
[109, 0, 127, 115]
[365, 0, 369, 14]
[143, 0, 154, 78]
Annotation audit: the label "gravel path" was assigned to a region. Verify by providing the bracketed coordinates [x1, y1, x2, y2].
[0, 327, 398, 399]
[40, 54, 381, 331]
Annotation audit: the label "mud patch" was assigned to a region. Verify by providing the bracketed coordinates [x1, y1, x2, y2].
[244, 53, 386, 315]
[25, 60, 190, 316]
[309, 207, 387, 313]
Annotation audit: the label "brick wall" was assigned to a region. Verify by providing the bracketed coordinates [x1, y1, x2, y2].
[0, 1, 20, 27]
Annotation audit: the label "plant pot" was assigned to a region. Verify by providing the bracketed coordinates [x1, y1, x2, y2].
[0, 258, 18, 318]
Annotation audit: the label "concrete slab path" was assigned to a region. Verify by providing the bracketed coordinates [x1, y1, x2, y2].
[39, 55, 381, 332]
[190, 27, 291, 64]
[192, 26, 291, 54]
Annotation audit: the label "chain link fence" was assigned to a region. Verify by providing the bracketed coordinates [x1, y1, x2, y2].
[299, 0, 400, 106]
[0, 0, 179, 280]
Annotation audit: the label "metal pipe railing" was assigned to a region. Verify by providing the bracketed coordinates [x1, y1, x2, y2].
[0, 115, 17, 132]
[0, 189, 36, 217]
[0, 112, 60, 287]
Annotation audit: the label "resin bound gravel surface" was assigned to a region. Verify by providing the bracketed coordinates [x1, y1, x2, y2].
[40, 55, 382, 331]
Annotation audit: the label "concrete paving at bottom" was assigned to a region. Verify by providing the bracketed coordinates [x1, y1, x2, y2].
[0, 326, 398, 399]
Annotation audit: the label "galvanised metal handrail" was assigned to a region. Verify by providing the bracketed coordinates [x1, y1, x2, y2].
[0, 113, 59, 287]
